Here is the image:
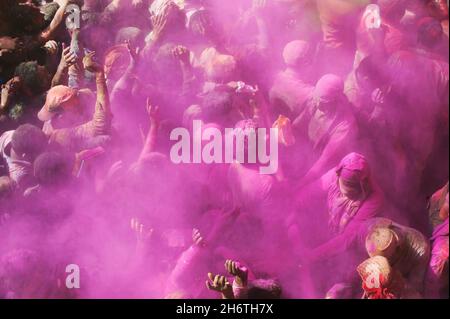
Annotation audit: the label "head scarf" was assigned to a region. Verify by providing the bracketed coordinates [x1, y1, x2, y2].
[313, 74, 344, 103]
[336, 152, 371, 186]
[283, 40, 312, 67]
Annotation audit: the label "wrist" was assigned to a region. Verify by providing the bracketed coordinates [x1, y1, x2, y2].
[95, 71, 106, 82]
[58, 63, 68, 72]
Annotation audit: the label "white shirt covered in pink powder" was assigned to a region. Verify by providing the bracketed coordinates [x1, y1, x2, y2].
[0, 130, 32, 187]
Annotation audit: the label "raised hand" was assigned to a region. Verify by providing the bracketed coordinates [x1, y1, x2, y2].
[151, 2, 177, 40]
[131, 217, 154, 244]
[252, 0, 269, 12]
[60, 43, 77, 69]
[192, 228, 206, 247]
[206, 273, 234, 299]
[1, 77, 22, 110]
[225, 260, 248, 286]
[44, 40, 58, 55]
[146, 97, 160, 125]
[131, 0, 143, 7]
[82, 51, 102, 73]
[172, 45, 190, 65]
[126, 40, 140, 64]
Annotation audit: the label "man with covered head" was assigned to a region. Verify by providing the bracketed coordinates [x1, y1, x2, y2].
[293, 74, 360, 187]
[288, 152, 385, 297]
[37, 52, 112, 152]
[269, 40, 315, 120]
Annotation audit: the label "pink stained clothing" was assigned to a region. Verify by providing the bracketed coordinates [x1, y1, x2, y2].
[294, 93, 360, 184]
[269, 69, 314, 117]
[425, 218, 449, 298]
[0, 130, 32, 188]
[227, 162, 276, 216]
[166, 245, 209, 298]
[302, 167, 385, 263]
[328, 170, 384, 235]
[316, 0, 370, 49]
[232, 280, 249, 299]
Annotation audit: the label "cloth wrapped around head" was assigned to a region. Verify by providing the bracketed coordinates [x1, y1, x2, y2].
[283, 40, 312, 68]
[313, 74, 344, 104]
[336, 152, 371, 187]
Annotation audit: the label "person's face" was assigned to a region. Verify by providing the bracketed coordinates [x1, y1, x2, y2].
[315, 97, 336, 114]
[1, 77, 21, 109]
[51, 98, 82, 128]
[338, 178, 362, 200]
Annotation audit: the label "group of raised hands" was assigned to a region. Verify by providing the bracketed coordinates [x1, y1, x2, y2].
[206, 259, 249, 299]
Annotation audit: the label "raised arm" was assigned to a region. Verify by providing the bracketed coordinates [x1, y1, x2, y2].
[81, 51, 112, 135]
[51, 43, 77, 87]
[39, 0, 71, 43]
[137, 98, 160, 163]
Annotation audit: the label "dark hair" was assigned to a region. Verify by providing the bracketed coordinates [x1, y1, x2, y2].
[201, 91, 233, 122]
[11, 124, 47, 159]
[40, 2, 60, 23]
[33, 151, 74, 187]
[14, 61, 47, 95]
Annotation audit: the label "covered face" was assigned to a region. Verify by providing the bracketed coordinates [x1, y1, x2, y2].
[312, 74, 344, 113]
[336, 152, 371, 200]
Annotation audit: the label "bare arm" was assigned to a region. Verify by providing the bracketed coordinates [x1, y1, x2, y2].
[39, 0, 70, 43]
[51, 43, 77, 87]
[137, 99, 160, 163]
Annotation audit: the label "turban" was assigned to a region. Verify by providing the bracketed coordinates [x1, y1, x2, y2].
[336, 152, 371, 185]
[283, 40, 311, 67]
[313, 74, 344, 103]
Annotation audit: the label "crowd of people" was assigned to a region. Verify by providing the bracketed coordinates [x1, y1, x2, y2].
[0, 0, 448, 299]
